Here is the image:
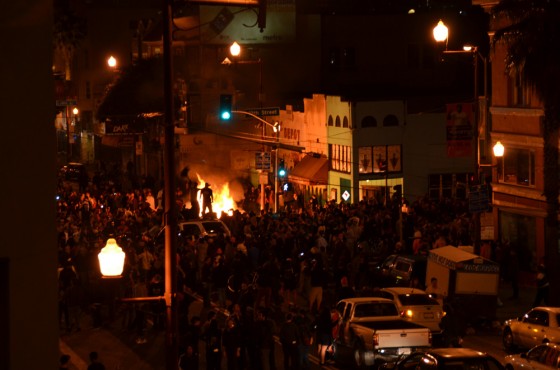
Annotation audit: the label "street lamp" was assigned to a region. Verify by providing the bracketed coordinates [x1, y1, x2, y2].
[433, 20, 493, 249]
[226, 41, 268, 211]
[107, 55, 117, 69]
[98, 238, 126, 277]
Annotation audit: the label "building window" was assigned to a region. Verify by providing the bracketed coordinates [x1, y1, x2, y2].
[509, 71, 530, 106]
[383, 114, 399, 127]
[500, 147, 535, 187]
[328, 115, 334, 126]
[329, 144, 351, 174]
[361, 116, 377, 128]
[429, 173, 471, 200]
[335, 116, 341, 127]
[343, 116, 349, 128]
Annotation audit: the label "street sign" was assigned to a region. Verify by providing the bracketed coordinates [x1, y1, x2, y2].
[56, 99, 77, 107]
[469, 185, 490, 213]
[255, 151, 271, 170]
[244, 107, 280, 117]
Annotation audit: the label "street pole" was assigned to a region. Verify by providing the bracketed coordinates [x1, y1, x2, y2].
[275, 131, 279, 213]
[65, 105, 72, 162]
[472, 48, 482, 251]
[162, 0, 178, 369]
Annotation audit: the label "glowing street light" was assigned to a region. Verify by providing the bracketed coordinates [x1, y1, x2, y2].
[493, 141, 504, 157]
[107, 55, 117, 69]
[98, 238, 126, 277]
[433, 20, 448, 43]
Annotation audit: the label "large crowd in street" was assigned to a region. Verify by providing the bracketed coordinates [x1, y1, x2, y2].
[57, 164, 512, 370]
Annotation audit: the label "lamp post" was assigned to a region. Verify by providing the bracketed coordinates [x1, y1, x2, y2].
[226, 42, 268, 212]
[433, 20, 495, 249]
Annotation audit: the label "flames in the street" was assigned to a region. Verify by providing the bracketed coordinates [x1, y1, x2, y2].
[196, 173, 237, 218]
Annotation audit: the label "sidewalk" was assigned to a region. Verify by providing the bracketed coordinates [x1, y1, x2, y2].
[495, 282, 536, 323]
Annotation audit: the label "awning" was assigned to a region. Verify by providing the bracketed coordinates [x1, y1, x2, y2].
[288, 155, 328, 185]
[428, 246, 499, 273]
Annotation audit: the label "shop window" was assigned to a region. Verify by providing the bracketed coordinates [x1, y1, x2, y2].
[500, 147, 535, 187]
[499, 211, 536, 271]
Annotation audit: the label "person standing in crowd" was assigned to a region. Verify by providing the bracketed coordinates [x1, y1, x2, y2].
[87, 351, 106, 370]
[203, 311, 222, 370]
[308, 257, 326, 315]
[315, 305, 335, 366]
[200, 183, 214, 216]
[336, 276, 355, 302]
[181, 316, 201, 370]
[253, 307, 275, 370]
[533, 262, 550, 307]
[425, 277, 444, 306]
[296, 309, 313, 370]
[280, 312, 301, 370]
[439, 303, 465, 348]
[222, 317, 242, 370]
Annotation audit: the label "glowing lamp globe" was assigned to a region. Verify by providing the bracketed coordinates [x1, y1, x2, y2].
[433, 20, 448, 42]
[98, 238, 125, 277]
[493, 141, 505, 157]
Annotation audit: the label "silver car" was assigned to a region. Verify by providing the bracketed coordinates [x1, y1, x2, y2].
[370, 287, 443, 333]
[503, 307, 560, 352]
[504, 343, 560, 370]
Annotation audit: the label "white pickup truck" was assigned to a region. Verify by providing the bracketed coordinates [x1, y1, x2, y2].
[333, 297, 432, 368]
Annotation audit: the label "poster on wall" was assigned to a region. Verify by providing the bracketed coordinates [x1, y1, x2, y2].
[359, 147, 373, 173]
[373, 146, 387, 173]
[446, 103, 473, 158]
[387, 145, 402, 172]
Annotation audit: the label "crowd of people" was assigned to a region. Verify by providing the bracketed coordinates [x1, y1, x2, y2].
[56, 163, 517, 369]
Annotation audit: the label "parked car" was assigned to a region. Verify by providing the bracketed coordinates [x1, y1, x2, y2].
[369, 287, 443, 333]
[333, 297, 431, 368]
[374, 254, 427, 288]
[381, 348, 504, 370]
[58, 162, 87, 190]
[156, 219, 231, 245]
[504, 343, 560, 370]
[503, 307, 560, 352]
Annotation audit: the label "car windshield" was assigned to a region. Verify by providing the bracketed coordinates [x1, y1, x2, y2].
[354, 302, 398, 317]
[202, 221, 227, 235]
[398, 294, 439, 306]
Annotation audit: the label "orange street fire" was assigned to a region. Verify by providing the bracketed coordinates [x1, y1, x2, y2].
[195, 174, 237, 218]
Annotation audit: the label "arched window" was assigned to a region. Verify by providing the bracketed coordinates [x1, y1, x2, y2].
[361, 116, 377, 128]
[335, 116, 341, 127]
[383, 114, 399, 127]
[328, 115, 334, 126]
[343, 116, 349, 128]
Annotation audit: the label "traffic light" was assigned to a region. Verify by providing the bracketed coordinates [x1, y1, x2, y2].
[278, 159, 286, 178]
[219, 94, 232, 121]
